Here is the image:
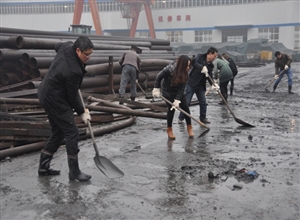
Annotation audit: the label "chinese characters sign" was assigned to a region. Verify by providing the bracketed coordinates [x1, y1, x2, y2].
[158, 15, 191, 22]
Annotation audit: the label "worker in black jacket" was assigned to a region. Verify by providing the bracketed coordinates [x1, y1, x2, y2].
[178, 47, 218, 124]
[38, 36, 94, 182]
[273, 51, 294, 94]
[222, 53, 238, 95]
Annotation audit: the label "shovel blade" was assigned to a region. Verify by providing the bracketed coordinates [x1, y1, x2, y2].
[94, 155, 124, 179]
[235, 118, 255, 127]
[198, 129, 210, 138]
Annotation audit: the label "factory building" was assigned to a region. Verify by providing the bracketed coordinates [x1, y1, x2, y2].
[1, 0, 299, 50]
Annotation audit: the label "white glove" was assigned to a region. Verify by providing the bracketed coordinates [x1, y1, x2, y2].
[152, 88, 161, 98]
[135, 79, 138, 83]
[170, 99, 181, 111]
[275, 74, 279, 79]
[284, 65, 289, 70]
[80, 108, 91, 124]
[212, 84, 220, 90]
[201, 66, 208, 77]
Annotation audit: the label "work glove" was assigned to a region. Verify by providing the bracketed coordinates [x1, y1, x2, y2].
[201, 66, 208, 77]
[80, 108, 91, 124]
[284, 65, 289, 70]
[152, 88, 161, 98]
[212, 84, 220, 90]
[170, 99, 181, 111]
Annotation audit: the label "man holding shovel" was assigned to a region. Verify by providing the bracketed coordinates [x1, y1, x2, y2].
[178, 47, 218, 124]
[273, 51, 294, 94]
[38, 36, 93, 181]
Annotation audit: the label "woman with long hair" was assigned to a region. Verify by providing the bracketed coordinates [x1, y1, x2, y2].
[152, 55, 194, 140]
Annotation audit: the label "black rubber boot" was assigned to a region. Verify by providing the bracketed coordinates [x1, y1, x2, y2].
[119, 95, 124, 105]
[38, 151, 60, 176]
[68, 155, 91, 182]
[272, 84, 277, 93]
[288, 85, 294, 94]
[218, 94, 228, 105]
[130, 96, 135, 101]
[230, 86, 233, 95]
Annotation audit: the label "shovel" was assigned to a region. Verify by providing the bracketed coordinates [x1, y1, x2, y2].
[78, 90, 124, 179]
[161, 96, 210, 130]
[206, 75, 255, 127]
[265, 69, 285, 92]
[136, 81, 154, 100]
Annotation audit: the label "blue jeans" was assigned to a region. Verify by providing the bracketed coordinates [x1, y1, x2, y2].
[178, 83, 207, 121]
[274, 68, 293, 86]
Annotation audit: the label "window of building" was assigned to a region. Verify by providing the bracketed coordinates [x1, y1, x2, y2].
[227, 36, 243, 42]
[195, 30, 212, 42]
[294, 26, 300, 50]
[166, 31, 183, 42]
[258, 27, 279, 42]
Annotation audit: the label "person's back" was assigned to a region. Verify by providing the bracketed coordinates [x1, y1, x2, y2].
[119, 50, 140, 71]
[227, 58, 238, 77]
[118, 46, 141, 103]
[213, 57, 233, 84]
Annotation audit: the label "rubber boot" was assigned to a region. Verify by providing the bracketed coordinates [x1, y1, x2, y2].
[130, 96, 135, 101]
[230, 86, 233, 95]
[218, 94, 227, 105]
[119, 94, 124, 105]
[187, 125, 194, 138]
[68, 155, 91, 182]
[38, 150, 60, 176]
[167, 127, 175, 140]
[272, 84, 277, 93]
[288, 85, 294, 94]
[224, 94, 228, 103]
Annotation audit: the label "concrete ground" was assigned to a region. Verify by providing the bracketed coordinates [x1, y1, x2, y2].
[1, 62, 299, 220]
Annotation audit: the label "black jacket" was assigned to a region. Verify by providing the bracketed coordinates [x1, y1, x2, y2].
[38, 41, 86, 116]
[227, 58, 238, 77]
[154, 61, 186, 100]
[275, 53, 292, 74]
[187, 53, 214, 88]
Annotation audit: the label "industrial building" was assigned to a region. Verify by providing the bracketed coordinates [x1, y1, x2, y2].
[0, 0, 299, 50]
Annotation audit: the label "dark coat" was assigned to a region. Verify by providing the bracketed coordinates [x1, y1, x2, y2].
[38, 41, 86, 117]
[154, 61, 186, 101]
[227, 58, 238, 77]
[187, 53, 214, 88]
[275, 53, 292, 74]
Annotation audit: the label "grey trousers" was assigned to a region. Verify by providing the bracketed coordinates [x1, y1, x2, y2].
[119, 64, 137, 97]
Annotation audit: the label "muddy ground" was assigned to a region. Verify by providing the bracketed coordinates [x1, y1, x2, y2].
[1, 63, 299, 220]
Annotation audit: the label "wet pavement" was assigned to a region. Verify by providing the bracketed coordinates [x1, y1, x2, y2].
[1, 63, 299, 220]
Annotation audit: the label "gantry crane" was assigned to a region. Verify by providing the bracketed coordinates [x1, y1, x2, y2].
[72, 0, 156, 38]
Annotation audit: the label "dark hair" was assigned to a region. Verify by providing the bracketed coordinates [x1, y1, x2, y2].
[131, 45, 137, 51]
[274, 51, 281, 57]
[222, 53, 229, 59]
[171, 55, 190, 86]
[72, 36, 94, 51]
[207, 47, 218, 55]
